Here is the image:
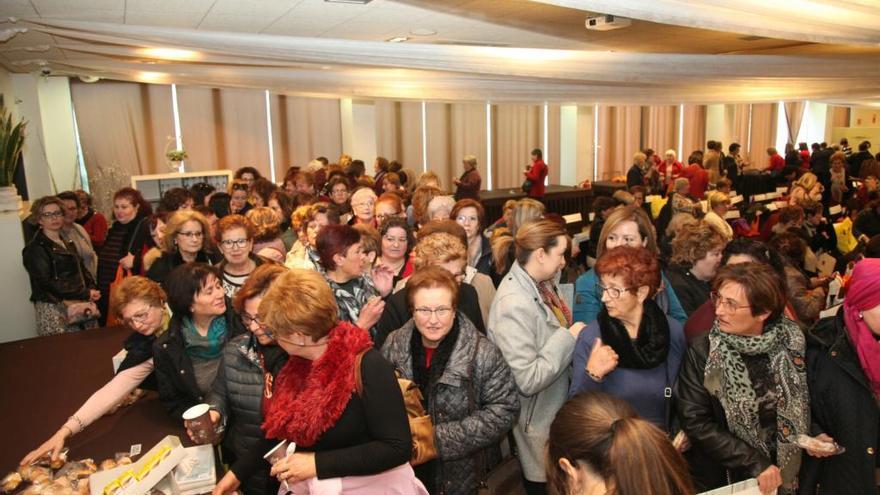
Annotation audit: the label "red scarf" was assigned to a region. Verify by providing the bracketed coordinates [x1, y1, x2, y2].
[843, 258, 880, 399]
[262, 322, 373, 446]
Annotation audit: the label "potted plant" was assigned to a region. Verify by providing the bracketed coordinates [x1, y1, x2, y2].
[0, 94, 25, 211]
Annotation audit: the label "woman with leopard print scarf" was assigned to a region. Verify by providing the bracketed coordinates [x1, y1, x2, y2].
[674, 262, 809, 495]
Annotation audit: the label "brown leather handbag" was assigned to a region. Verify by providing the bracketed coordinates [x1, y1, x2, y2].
[354, 351, 438, 466]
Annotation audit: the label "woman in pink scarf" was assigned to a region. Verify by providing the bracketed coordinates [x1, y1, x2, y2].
[800, 258, 880, 495]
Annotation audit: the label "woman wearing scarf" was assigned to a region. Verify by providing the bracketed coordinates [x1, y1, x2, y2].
[213, 268, 423, 494]
[675, 262, 809, 494]
[153, 263, 245, 419]
[488, 219, 586, 495]
[569, 246, 685, 430]
[800, 258, 880, 494]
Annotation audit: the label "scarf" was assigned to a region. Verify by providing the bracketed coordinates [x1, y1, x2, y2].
[704, 317, 809, 489]
[597, 299, 670, 369]
[537, 280, 572, 327]
[410, 317, 461, 408]
[261, 322, 373, 447]
[182, 315, 228, 360]
[325, 274, 379, 335]
[842, 258, 880, 399]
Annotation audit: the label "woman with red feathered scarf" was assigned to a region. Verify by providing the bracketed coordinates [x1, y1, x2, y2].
[212, 268, 425, 495]
[800, 258, 880, 495]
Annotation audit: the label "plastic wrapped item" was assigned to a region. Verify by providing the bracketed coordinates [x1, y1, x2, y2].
[0, 472, 22, 493]
[33, 449, 68, 470]
[794, 434, 846, 455]
[56, 460, 96, 481]
[114, 453, 133, 465]
[99, 459, 117, 471]
[18, 465, 52, 483]
[40, 479, 75, 495]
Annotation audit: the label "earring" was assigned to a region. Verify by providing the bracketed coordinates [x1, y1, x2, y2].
[858, 312, 864, 320]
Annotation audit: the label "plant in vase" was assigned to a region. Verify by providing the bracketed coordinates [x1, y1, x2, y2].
[0, 94, 25, 211]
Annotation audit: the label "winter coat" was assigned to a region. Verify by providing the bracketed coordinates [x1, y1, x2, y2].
[146, 250, 217, 288]
[381, 315, 519, 495]
[799, 313, 880, 495]
[454, 169, 482, 201]
[487, 261, 576, 482]
[22, 230, 96, 304]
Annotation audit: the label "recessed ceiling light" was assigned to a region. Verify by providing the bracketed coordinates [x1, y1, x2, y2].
[138, 47, 200, 61]
[409, 28, 436, 36]
[386, 36, 408, 43]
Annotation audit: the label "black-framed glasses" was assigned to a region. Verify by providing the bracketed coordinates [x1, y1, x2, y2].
[596, 283, 632, 299]
[231, 182, 249, 191]
[40, 210, 64, 219]
[710, 291, 751, 312]
[239, 311, 275, 340]
[177, 230, 204, 239]
[220, 238, 249, 249]
[413, 307, 453, 319]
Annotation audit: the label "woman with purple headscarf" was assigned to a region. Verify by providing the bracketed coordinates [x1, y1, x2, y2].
[800, 258, 880, 494]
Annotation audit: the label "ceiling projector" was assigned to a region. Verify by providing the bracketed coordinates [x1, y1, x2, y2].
[586, 15, 631, 31]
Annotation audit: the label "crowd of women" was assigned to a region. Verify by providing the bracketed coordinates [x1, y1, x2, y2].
[17, 145, 880, 495]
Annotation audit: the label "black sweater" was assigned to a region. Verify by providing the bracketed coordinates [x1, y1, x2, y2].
[232, 349, 411, 481]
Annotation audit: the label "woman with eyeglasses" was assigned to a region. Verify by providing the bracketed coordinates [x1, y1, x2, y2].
[204, 264, 288, 495]
[215, 215, 273, 298]
[213, 268, 424, 495]
[375, 192, 405, 225]
[451, 199, 492, 276]
[568, 246, 685, 431]
[21, 276, 169, 466]
[349, 187, 378, 227]
[228, 179, 253, 216]
[376, 216, 415, 288]
[381, 267, 518, 494]
[153, 263, 245, 419]
[488, 219, 586, 494]
[146, 210, 217, 287]
[284, 202, 339, 271]
[23, 196, 101, 336]
[674, 263, 808, 494]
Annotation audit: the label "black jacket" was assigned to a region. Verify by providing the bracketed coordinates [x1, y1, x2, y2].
[22, 230, 96, 303]
[664, 265, 711, 318]
[626, 164, 644, 189]
[373, 283, 486, 349]
[473, 235, 493, 277]
[799, 313, 880, 495]
[146, 250, 218, 288]
[152, 299, 245, 419]
[674, 333, 773, 491]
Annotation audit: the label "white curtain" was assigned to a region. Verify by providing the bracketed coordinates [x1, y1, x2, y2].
[492, 104, 542, 190]
[424, 103, 487, 192]
[641, 105, 678, 156]
[680, 104, 707, 158]
[597, 105, 641, 180]
[784, 101, 806, 144]
[269, 95, 342, 178]
[374, 100, 424, 170]
[748, 103, 778, 169]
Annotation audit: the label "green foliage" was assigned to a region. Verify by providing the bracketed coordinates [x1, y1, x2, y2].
[166, 149, 188, 162]
[0, 94, 25, 187]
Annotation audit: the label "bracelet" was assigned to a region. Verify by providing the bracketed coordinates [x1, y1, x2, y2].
[67, 415, 85, 434]
[586, 368, 604, 382]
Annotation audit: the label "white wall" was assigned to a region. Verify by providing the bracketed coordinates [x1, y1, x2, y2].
[37, 77, 79, 191]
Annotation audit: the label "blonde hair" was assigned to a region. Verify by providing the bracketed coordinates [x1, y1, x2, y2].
[670, 221, 726, 266]
[258, 269, 338, 341]
[290, 205, 310, 232]
[412, 186, 444, 226]
[417, 171, 441, 189]
[596, 206, 657, 258]
[462, 155, 477, 169]
[110, 276, 166, 321]
[514, 219, 568, 266]
[162, 210, 213, 253]
[412, 232, 466, 270]
[708, 191, 730, 210]
[245, 207, 281, 242]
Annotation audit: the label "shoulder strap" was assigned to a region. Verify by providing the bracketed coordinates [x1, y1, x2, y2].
[353, 348, 369, 396]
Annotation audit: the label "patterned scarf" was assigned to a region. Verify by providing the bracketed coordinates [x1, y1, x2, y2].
[324, 274, 379, 337]
[704, 317, 809, 490]
[537, 280, 572, 327]
[182, 315, 228, 360]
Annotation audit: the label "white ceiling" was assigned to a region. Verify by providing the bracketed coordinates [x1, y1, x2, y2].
[1, 0, 879, 104]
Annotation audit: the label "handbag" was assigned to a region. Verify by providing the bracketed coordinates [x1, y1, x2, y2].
[465, 339, 526, 495]
[521, 179, 533, 193]
[354, 351, 438, 466]
[105, 265, 132, 327]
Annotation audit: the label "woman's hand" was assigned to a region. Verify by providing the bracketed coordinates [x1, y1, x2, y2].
[186, 410, 221, 445]
[212, 471, 240, 495]
[586, 337, 618, 379]
[270, 452, 317, 483]
[371, 264, 394, 297]
[356, 297, 385, 331]
[567, 321, 586, 339]
[805, 433, 837, 458]
[756, 465, 782, 495]
[20, 427, 70, 466]
[89, 290, 101, 302]
[119, 253, 135, 270]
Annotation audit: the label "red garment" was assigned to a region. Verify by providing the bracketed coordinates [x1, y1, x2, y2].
[657, 161, 683, 181]
[424, 347, 435, 368]
[799, 149, 811, 170]
[524, 159, 548, 198]
[680, 164, 709, 199]
[769, 153, 786, 173]
[842, 259, 880, 398]
[81, 211, 109, 249]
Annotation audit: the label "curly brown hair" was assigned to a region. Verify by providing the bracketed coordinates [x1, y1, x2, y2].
[245, 207, 281, 242]
[670, 221, 725, 266]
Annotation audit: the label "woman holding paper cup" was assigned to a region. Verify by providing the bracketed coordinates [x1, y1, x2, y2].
[674, 263, 809, 494]
[21, 276, 170, 466]
[212, 269, 419, 495]
[800, 258, 880, 495]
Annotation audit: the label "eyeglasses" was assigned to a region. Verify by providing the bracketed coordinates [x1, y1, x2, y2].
[456, 215, 479, 224]
[124, 307, 156, 327]
[376, 213, 400, 221]
[413, 307, 453, 319]
[383, 235, 407, 245]
[240, 311, 275, 340]
[231, 183, 249, 191]
[596, 283, 632, 299]
[710, 291, 751, 312]
[40, 210, 64, 219]
[177, 230, 204, 239]
[220, 238, 249, 249]
[352, 200, 375, 209]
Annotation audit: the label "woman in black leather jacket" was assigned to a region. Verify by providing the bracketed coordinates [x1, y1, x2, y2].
[22, 196, 100, 336]
[674, 263, 809, 495]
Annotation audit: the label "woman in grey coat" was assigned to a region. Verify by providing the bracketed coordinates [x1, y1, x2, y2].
[487, 219, 586, 494]
[381, 266, 519, 495]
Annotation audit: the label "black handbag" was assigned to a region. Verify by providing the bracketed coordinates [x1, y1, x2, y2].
[521, 179, 533, 193]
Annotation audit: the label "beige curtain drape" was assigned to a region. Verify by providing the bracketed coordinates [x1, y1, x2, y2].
[70, 80, 174, 214]
[827, 105, 850, 128]
[783, 101, 805, 144]
[270, 95, 342, 179]
[748, 103, 778, 169]
[374, 100, 424, 171]
[176, 86, 270, 177]
[424, 103, 487, 192]
[491, 104, 542, 190]
[545, 105, 561, 185]
[597, 105, 641, 180]
[641, 105, 678, 155]
[680, 104, 707, 157]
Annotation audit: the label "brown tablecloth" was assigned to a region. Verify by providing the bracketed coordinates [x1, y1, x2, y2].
[0, 327, 190, 471]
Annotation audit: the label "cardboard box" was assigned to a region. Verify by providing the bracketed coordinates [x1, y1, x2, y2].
[171, 445, 216, 495]
[89, 436, 186, 495]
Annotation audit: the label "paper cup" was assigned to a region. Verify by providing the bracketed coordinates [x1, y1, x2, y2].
[182, 404, 214, 445]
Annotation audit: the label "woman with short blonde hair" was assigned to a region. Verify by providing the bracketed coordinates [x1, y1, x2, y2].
[704, 192, 733, 241]
[148, 209, 216, 286]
